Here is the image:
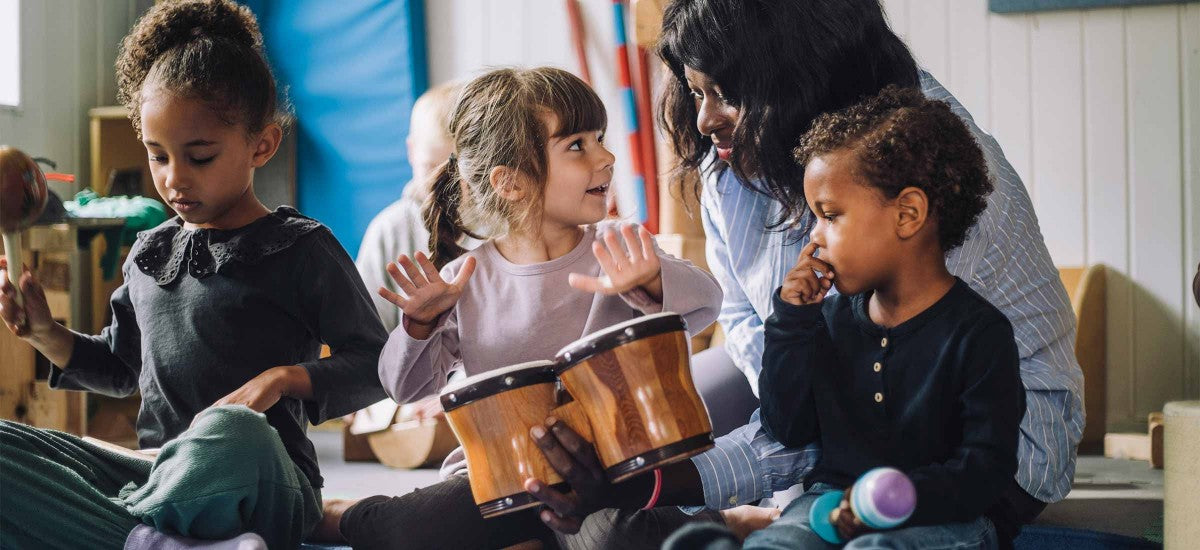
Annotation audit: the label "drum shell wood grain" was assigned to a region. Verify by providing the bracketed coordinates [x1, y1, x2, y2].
[557, 329, 713, 482]
[444, 381, 592, 517]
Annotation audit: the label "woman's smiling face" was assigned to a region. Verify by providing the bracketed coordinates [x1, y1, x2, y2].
[684, 66, 740, 162]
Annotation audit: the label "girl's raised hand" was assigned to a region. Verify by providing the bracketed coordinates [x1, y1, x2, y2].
[0, 257, 54, 339]
[568, 224, 663, 300]
[379, 251, 476, 338]
[780, 242, 834, 306]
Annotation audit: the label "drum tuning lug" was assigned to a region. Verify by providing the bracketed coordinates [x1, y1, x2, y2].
[504, 376, 515, 386]
[634, 456, 645, 467]
[448, 393, 457, 403]
[625, 328, 636, 338]
[504, 497, 514, 506]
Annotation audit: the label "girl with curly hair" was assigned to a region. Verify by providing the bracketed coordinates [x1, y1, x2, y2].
[0, 1, 387, 547]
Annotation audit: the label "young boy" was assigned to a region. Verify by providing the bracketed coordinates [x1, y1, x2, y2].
[671, 86, 1026, 549]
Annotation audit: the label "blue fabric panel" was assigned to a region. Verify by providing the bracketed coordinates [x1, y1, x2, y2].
[990, 0, 1196, 13]
[241, 0, 427, 257]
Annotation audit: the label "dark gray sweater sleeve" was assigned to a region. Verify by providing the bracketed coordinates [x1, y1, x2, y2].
[48, 249, 141, 398]
[296, 229, 389, 423]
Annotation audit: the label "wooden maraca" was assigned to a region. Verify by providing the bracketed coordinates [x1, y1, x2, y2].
[0, 146, 49, 306]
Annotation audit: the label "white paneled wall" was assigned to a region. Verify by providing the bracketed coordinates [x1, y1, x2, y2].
[884, 0, 1200, 431]
[0, 0, 151, 190]
[425, 0, 643, 220]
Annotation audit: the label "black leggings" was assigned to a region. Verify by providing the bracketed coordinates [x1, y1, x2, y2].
[340, 475, 722, 550]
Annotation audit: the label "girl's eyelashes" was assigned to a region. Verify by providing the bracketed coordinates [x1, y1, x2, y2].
[148, 154, 216, 165]
[566, 132, 605, 151]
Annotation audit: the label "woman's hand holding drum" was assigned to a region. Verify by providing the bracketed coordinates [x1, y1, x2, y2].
[522, 418, 707, 534]
[524, 418, 611, 534]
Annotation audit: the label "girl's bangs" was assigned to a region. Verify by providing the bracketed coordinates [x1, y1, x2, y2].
[539, 71, 607, 138]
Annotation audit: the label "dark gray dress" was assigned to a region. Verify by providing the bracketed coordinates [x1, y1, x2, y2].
[49, 206, 388, 489]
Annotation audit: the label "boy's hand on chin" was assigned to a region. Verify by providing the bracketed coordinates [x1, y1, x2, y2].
[780, 242, 834, 306]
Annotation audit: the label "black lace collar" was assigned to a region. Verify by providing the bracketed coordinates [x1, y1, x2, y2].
[133, 206, 323, 286]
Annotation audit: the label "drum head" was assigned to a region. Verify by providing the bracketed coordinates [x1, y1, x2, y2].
[439, 360, 558, 412]
[554, 312, 686, 370]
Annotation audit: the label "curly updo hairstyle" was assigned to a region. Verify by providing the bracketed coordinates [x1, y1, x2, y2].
[794, 86, 992, 252]
[115, 0, 291, 137]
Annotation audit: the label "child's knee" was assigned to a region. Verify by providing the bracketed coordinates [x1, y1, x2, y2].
[184, 405, 282, 465]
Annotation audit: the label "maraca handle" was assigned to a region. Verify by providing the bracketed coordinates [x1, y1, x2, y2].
[2, 231, 22, 307]
[809, 490, 846, 544]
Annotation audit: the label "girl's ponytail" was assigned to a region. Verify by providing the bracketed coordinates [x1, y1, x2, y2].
[422, 155, 478, 269]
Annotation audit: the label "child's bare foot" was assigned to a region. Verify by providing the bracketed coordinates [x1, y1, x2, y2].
[310, 498, 359, 543]
[719, 504, 781, 541]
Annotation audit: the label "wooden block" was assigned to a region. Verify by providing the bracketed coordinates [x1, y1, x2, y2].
[1058, 265, 1106, 453]
[1149, 411, 1164, 469]
[343, 424, 379, 462]
[656, 233, 708, 273]
[632, 0, 667, 47]
[36, 258, 70, 291]
[368, 418, 459, 470]
[1104, 432, 1152, 462]
[656, 154, 705, 237]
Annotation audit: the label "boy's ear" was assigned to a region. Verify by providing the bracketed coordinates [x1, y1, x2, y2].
[894, 186, 929, 240]
[489, 166, 526, 202]
[250, 123, 283, 168]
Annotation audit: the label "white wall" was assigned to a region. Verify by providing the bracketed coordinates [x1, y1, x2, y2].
[0, 0, 150, 191]
[881, 0, 1200, 431]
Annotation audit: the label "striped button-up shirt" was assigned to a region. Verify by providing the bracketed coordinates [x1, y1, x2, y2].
[689, 71, 1084, 510]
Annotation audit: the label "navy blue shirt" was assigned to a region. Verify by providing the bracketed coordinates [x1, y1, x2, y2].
[759, 278, 1024, 526]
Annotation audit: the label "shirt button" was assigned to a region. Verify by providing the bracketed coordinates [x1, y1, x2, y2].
[873, 362, 882, 373]
[881, 337, 889, 348]
[874, 392, 884, 403]
[728, 496, 738, 505]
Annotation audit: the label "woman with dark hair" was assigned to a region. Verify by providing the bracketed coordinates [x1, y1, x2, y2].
[524, 0, 1083, 546]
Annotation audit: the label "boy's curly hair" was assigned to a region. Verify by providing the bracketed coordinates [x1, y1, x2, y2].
[116, 0, 291, 137]
[794, 86, 992, 252]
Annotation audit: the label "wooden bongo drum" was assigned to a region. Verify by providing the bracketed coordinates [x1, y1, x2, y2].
[554, 312, 714, 482]
[440, 360, 592, 518]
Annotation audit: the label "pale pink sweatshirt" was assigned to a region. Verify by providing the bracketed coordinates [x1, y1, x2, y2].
[376, 222, 722, 476]
[378, 221, 722, 403]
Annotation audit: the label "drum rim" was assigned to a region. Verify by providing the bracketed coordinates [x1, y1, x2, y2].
[440, 360, 558, 412]
[554, 312, 687, 371]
